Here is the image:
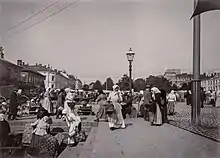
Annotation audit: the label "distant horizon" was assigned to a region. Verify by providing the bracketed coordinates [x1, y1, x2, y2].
[2, 54, 220, 85]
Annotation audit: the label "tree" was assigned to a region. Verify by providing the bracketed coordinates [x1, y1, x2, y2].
[117, 74, 131, 91]
[102, 77, 114, 90]
[82, 84, 89, 91]
[133, 78, 146, 92]
[145, 75, 173, 92]
[93, 80, 102, 90]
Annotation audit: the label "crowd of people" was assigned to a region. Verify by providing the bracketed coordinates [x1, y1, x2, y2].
[1, 84, 220, 157]
[94, 84, 177, 130]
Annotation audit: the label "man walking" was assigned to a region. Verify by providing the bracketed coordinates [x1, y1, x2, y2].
[8, 89, 22, 120]
[143, 85, 152, 121]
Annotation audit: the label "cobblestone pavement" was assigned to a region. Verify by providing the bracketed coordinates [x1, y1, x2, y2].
[168, 102, 220, 142]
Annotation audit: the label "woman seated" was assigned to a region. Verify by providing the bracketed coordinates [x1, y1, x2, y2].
[27, 109, 60, 158]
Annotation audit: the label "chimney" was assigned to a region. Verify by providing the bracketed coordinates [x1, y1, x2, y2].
[17, 60, 22, 66]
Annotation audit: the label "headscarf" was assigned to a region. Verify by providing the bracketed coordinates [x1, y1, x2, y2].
[65, 88, 71, 93]
[17, 89, 22, 95]
[151, 87, 161, 94]
[170, 90, 175, 94]
[140, 90, 144, 95]
[112, 85, 119, 91]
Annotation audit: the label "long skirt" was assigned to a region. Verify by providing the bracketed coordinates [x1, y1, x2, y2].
[42, 97, 52, 114]
[64, 101, 71, 114]
[108, 102, 125, 128]
[96, 105, 107, 121]
[215, 97, 220, 107]
[167, 101, 175, 115]
[29, 134, 59, 157]
[161, 106, 168, 123]
[153, 104, 162, 125]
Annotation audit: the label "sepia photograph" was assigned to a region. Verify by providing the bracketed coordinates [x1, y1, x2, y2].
[0, 0, 220, 157]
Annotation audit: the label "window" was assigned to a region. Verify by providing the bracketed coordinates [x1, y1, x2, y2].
[51, 84, 54, 88]
[52, 76, 55, 81]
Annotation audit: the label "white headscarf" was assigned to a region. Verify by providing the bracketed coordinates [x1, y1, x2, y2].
[65, 88, 71, 93]
[140, 90, 144, 95]
[112, 85, 119, 91]
[151, 87, 161, 94]
[17, 89, 22, 95]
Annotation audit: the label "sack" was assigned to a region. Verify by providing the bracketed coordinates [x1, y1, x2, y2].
[106, 102, 115, 114]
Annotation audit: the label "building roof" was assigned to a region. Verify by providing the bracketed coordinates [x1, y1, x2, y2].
[0, 58, 22, 69]
[27, 65, 55, 73]
[60, 72, 69, 79]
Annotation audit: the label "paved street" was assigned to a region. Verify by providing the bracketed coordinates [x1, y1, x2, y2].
[91, 118, 220, 158]
[169, 102, 220, 141]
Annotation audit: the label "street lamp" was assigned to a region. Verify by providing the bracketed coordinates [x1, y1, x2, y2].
[126, 47, 135, 95]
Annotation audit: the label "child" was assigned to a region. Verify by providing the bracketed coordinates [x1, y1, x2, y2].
[62, 103, 81, 147]
[31, 116, 50, 136]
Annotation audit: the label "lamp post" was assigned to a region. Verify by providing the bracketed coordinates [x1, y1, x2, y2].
[126, 47, 135, 95]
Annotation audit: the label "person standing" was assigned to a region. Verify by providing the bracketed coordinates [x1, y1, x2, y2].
[42, 89, 52, 115]
[143, 85, 153, 121]
[167, 90, 176, 115]
[121, 92, 132, 119]
[56, 89, 65, 119]
[107, 85, 125, 130]
[62, 104, 81, 147]
[160, 89, 168, 123]
[8, 89, 22, 120]
[64, 88, 75, 115]
[210, 90, 216, 107]
[200, 88, 206, 108]
[151, 87, 163, 126]
[94, 90, 108, 122]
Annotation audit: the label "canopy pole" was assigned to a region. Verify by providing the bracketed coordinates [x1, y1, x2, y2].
[191, 0, 201, 125]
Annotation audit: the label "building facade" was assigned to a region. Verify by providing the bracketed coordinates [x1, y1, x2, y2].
[164, 69, 181, 81]
[20, 68, 45, 88]
[171, 73, 193, 88]
[201, 73, 220, 92]
[25, 63, 77, 90]
[0, 58, 21, 86]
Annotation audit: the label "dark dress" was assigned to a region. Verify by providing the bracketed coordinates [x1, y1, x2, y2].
[8, 91, 18, 119]
[96, 94, 108, 121]
[121, 95, 132, 119]
[0, 120, 10, 147]
[159, 90, 168, 123]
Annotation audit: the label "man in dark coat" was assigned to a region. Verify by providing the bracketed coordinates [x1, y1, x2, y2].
[8, 89, 22, 120]
[121, 93, 132, 119]
[143, 85, 153, 121]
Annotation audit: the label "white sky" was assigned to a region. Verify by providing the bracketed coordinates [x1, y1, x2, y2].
[1, 0, 220, 84]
